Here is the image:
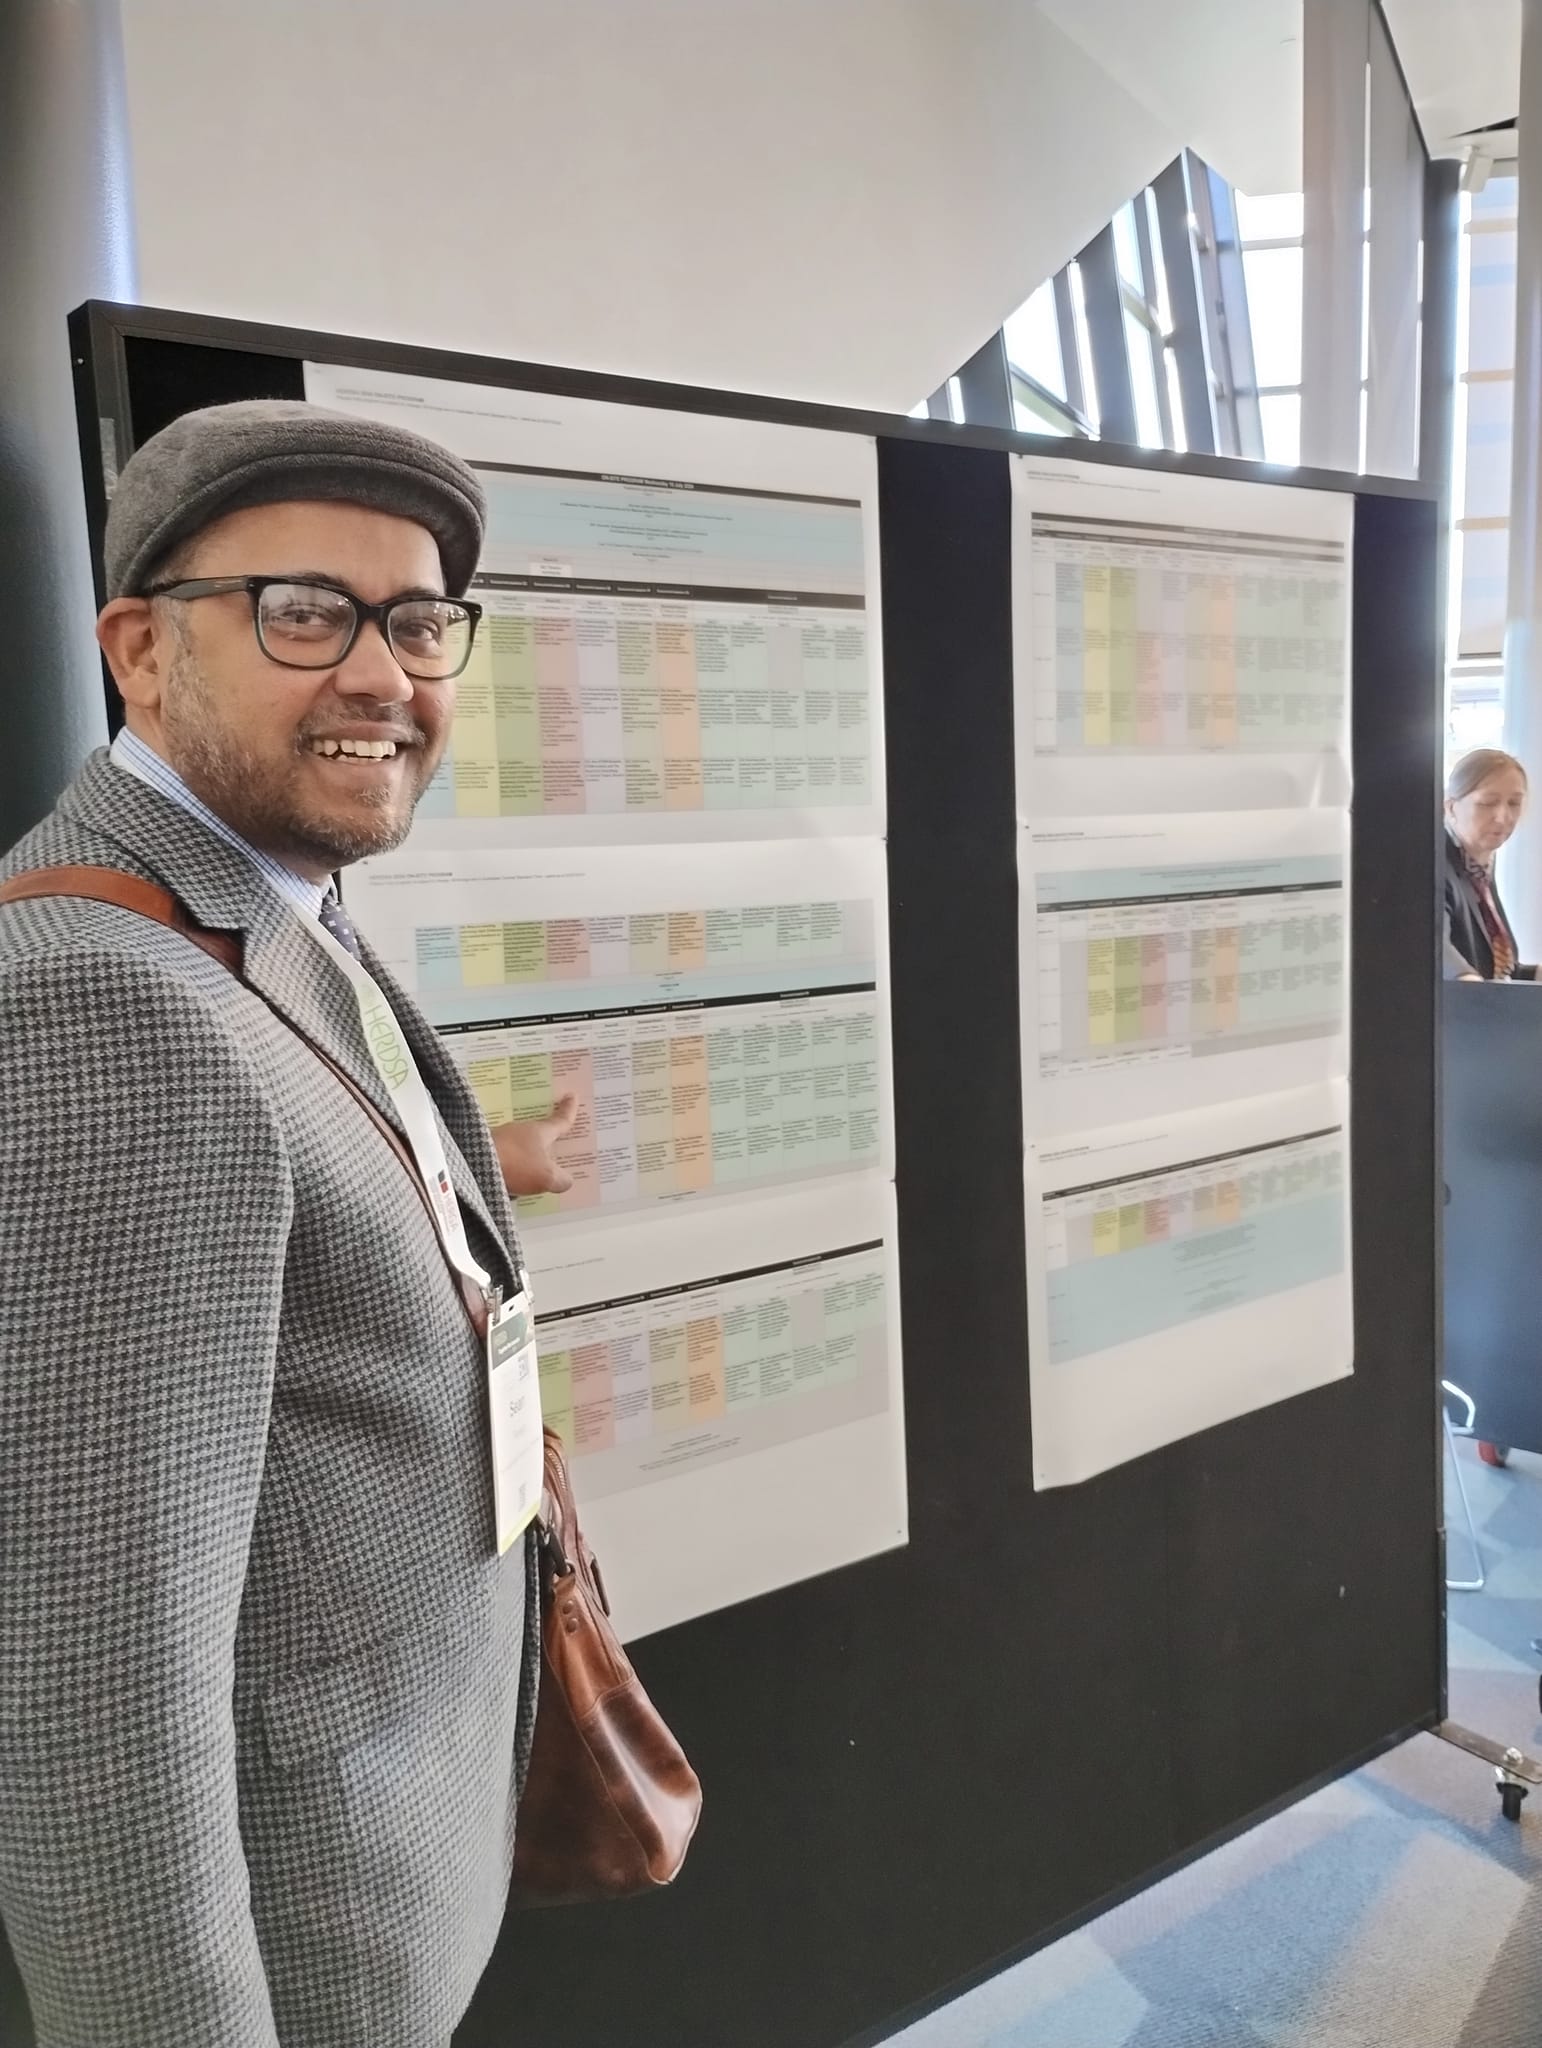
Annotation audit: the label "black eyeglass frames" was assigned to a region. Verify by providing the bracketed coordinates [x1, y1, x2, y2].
[141, 575, 483, 680]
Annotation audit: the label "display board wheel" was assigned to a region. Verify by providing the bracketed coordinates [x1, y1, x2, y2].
[1437, 1723, 1542, 1823]
[1495, 1746, 1532, 1823]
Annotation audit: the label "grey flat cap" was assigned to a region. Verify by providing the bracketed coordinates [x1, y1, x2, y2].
[104, 398, 487, 600]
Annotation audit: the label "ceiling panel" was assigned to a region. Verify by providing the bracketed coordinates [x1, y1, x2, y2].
[1381, 0, 1521, 158]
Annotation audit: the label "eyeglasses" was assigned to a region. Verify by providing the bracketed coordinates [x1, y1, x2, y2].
[141, 575, 483, 680]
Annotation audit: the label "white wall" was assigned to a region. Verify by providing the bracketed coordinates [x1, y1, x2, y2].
[120, 0, 1179, 410]
[1038, 0, 1304, 197]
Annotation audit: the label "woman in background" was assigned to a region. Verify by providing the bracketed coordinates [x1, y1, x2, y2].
[1445, 748, 1536, 984]
[1444, 747, 1537, 1465]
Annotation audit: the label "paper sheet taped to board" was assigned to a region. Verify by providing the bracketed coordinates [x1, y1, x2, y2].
[349, 838, 894, 1224]
[1013, 455, 1354, 1486]
[1025, 1084, 1353, 1488]
[310, 357, 906, 1625]
[306, 361, 887, 846]
[529, 1177, 907, 1641]
[1013, 457, 1352, 818]
[1020, 808, 1349, 1136]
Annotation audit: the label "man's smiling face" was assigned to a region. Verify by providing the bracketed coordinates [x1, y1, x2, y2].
[106, 498, 458, 879]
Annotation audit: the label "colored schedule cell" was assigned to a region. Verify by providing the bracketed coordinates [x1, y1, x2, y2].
[1035, 857, 1346, 1078]
[413, 896, 877, 1030]
[536, 1241, 889, 1483]
[1033, 517, 1348, 756]
[450, 990, 883, 1220]
[1041, 1128, 1347, 1363]
[416, 580, 873, 822]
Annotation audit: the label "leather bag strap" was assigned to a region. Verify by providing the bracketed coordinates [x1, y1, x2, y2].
[0, 862, 245, 973]
[0, 863, 490, 1340]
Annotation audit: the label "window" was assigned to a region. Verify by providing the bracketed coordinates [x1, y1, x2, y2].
[1163, 348, 1188, 453]
[934, 148, 1433, 473]
[1235, 190, 1305, 240]
[933, 159, 1346, 463]
[1125, 313, 1165, 448]
[1113, 201, 1145, 293]
[1236, 187, 1305, 467]
[1241, 245, 1304, 388]
[1001, 181, 1184, 451]
[1013, 391, 1076, 436]
[998, 274, 1089, 436]
[1144, 189, 1173, 335]
[1447, 173, 1520, 747]
[1069, 261, 1100, 435]
[1448, 665, 1506, 770]
[1112, 183, 1176, 449]
[1003, 281, 1066, 402]
[1258, 393, 1302, 467]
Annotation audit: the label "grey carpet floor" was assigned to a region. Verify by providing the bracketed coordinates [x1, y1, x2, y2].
[890, 1434, 1542, 2048]
[1445, 1440, 1542, 1742]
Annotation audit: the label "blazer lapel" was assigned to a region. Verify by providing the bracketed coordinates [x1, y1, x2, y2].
[243, 915, 517, 1292]
[242, 910, 400, 1117]
[57, 753, 515, 1279]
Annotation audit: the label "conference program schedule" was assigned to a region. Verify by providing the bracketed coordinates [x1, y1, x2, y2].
[311, 359, 905, 1636]
[1013, 457, 1354, 1486]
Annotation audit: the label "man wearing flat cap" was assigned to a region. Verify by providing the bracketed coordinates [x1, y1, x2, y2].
[0, 401, 575, 2047]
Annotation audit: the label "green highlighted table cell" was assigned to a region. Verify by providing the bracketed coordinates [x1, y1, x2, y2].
[419, 583, 873, 819]
[536, 1242, 890, 1466]
[1032, 520, 1348, 756]
[453, 990, 884, 1220]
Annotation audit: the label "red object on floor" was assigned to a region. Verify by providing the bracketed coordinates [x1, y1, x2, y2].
[1477, 1440, 1510, 1468]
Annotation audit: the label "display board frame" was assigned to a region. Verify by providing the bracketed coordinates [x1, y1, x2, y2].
[48, 300, 1443, 2048]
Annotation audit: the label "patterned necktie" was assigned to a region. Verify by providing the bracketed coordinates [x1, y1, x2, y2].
[1466, 858, 1516, 980]
[319, 888, 362, 959]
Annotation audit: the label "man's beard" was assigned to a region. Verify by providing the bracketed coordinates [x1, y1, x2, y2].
[159, 638, 437, 871]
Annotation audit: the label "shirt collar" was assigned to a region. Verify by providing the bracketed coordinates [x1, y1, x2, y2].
[1446, 822, 1492, 880]
[109, 728, 330, 920]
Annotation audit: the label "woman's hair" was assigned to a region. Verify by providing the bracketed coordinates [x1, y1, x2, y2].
[1446, 748, 1528, 803]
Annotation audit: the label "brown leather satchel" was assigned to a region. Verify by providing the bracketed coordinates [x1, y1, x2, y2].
[0, 863, 703, 1905]
[512, 1426, 702, 1905]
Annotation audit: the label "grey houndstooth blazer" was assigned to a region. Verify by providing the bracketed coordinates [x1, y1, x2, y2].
[0, 751, 540, 2048]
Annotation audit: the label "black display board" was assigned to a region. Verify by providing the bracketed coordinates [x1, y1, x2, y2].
[37, 304, 1443, 2048]
[1442, 982, 1542, 1454]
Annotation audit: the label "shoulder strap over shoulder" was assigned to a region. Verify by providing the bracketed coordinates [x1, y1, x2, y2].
[0, 862, 243, 974]
[0, 862, 490, 1339]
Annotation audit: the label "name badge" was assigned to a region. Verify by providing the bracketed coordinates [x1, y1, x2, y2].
[487, 1288, 544, 1555]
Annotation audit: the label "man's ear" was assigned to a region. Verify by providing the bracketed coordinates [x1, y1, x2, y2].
[97, 598, 171, 712]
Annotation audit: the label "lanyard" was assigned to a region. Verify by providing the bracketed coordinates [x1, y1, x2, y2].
[308, 919, 495, 1301]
